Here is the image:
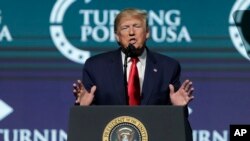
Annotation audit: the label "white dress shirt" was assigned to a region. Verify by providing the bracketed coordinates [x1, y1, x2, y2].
[121, 49, 147, 91]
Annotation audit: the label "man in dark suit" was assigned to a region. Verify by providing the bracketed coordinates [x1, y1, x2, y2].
[73, 8, 194, 106]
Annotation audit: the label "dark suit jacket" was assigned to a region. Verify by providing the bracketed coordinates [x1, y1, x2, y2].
[82, 47, 181, 105]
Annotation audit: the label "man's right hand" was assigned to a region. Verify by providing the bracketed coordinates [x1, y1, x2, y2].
[73, 80, 96, 106]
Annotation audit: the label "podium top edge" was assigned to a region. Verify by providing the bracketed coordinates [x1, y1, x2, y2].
[70, 105, 186, 109]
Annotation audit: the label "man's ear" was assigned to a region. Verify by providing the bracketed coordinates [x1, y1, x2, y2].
[115, 33, 120, 42]
[146, 28, 150, 39]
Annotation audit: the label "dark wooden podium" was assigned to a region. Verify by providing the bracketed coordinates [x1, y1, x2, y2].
[67, 106, 192, 141]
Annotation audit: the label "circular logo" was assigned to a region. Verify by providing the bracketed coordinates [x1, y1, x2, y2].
[103, 116, 148, 141]
[229, 0, 250, 61]
[50, 0, 91, 64]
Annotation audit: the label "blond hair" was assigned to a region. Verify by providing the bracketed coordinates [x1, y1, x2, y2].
[114, 8, 148, 33]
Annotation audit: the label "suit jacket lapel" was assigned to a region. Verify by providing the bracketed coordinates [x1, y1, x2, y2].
[108, 49, 127, 104]
[141, 49, 158, 104]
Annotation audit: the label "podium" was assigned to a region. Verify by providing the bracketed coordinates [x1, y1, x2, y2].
[67, 106, 192, 141]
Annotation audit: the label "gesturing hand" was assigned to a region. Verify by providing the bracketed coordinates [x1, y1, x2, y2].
[73, 80, 96, 106]
[169, 79, 194, 106]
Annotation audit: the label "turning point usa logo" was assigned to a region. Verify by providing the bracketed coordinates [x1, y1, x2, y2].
[0, 10, 13, 42]
[229, 0, 250, 61]
[50, 0, 191, 64]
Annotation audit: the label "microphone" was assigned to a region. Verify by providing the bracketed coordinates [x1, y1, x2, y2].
[122, 44, 138, 57]
[127, 44, 137, 57]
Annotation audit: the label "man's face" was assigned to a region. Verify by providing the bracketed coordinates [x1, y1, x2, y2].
[115, 15, 149, 49]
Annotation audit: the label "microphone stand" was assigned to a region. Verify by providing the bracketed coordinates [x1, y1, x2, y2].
[123, 53, 129, 105]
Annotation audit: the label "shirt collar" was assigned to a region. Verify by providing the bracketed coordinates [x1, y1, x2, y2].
[121, 48, 147, 65]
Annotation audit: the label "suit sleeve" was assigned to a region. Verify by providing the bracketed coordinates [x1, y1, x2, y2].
[171, 61, 181, 91]
[82, 59, 95, 92]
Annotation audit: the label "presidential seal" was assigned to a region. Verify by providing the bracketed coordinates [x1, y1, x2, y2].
[102, 116, 148, 141]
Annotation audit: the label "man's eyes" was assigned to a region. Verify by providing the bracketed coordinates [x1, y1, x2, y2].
[121, 26, 129, 30]
[134, 25, 142, 28]
[121, 25, 142, 29]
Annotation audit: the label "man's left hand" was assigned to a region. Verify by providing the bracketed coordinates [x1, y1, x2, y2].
[169, 79, 194, 106]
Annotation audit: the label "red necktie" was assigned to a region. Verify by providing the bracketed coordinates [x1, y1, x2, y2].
[128, 57, 140, 105]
